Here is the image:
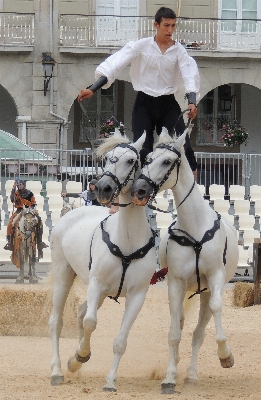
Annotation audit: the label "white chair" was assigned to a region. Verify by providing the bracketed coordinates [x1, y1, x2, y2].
[35, 195, 45, 211]
[155, 212, 173, 229]
[5, 179, 15, 195]
[220, 213, 235, 226]
[46, 181, 62, 197]
[254, 199, 261, 216]
[154, 197, 169, 212]
[197, 184, 205, 197]
[48, 196, 64, 212]
[26, 180, 42, 195]
[250, 185, 261, 201]
[66, 181, 83, 193]
[233, 199, 251, 215]
[209, 184, 225, 200]
[242, 229, 260, 248]
[238, 214, 255, 231]
[229, 185, 245, 201]
[213, 199, 230, 214]
[237, 245, 249, 268]
[50, 210, 61, 227]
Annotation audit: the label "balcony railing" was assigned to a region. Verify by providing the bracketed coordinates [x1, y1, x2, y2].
[0, 13, 34, 46]
[59, 15, 261, 52]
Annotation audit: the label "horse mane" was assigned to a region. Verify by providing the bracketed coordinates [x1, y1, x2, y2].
[95, 135, 130, 157]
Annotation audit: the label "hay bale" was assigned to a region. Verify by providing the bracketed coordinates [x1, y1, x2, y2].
[0, 284, 80, 337]
[233, 281, 256, 307]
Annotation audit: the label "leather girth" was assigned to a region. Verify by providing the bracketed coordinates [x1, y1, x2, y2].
[97, 216, 157, 303]
[168, 213, 223, 299]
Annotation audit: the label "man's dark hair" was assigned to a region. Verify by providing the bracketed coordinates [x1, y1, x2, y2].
[155, 7, 176, 24]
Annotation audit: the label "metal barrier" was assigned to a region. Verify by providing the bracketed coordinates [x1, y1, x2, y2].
[1, 148, 261, 197]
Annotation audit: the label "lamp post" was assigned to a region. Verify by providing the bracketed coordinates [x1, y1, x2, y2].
[42, 52, 56, 96]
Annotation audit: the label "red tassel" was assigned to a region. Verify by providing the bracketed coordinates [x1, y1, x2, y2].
[150, 268, 168, 285]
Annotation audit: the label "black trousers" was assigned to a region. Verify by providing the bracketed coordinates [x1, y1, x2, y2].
[132, 91, 197, 171]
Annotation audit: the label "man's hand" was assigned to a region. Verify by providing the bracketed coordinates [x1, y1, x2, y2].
[187, 104, 197, 120]
[78, 89, 94, 103]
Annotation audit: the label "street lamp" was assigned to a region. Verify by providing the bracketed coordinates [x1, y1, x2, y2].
[42, 52, 56, 96]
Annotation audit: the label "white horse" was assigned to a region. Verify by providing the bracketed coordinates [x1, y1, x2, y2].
[132, 127, 239, 394]
[12, 205, 39, 284]
[49, 131, 157, 391]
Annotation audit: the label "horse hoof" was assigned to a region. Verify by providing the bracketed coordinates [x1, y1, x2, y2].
[51, 375, 64, 386]
[67, 357, 82, 373]
[184, 377, 198, 386]
[220, 354, 234, 368]
[161, 383, 175, 394]
[103, 386, 117, 392]
[15, 278, 24, 284]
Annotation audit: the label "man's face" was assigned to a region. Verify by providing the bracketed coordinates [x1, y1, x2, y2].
[154, 18, 176, 41]
[19, 183, 25, 191]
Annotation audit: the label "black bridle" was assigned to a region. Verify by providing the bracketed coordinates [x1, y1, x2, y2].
[100, 143, 140, 204]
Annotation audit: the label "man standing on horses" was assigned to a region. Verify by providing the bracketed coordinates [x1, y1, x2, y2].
[77, 6, 199, 177]
[4, 180, 48, 251]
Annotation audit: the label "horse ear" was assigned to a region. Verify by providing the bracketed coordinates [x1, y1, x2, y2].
[113, 127, 123, 138]
[158, 127, 172, 143]
[174, 126, 191, 151]
[133, 131, 146, 152]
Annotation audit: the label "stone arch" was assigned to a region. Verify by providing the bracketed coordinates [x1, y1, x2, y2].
[0, 85, 18, 136]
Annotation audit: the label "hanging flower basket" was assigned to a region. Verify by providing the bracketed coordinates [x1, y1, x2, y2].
[221, 121, 248, 147]
[99, 117, 125, 139]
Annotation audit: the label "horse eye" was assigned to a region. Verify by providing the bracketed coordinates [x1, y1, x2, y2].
[127, 158, 134, 164]
[163, 159, 171, 165]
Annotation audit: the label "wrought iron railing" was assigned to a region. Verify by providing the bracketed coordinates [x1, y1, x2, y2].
[59, 15, 261, 51]
[0, 13, 34, 45]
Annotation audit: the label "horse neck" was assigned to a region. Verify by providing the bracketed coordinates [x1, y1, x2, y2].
[110, 191, 151, 251]
[172, 162, 213, 235]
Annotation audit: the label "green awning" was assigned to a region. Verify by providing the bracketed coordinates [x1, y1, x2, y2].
[0, 130, 51, 161]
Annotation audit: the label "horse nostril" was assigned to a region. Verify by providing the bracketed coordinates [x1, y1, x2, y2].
[103, 185, 113, 194]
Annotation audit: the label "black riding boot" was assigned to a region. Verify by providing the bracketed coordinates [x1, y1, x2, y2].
[4, 234, 13, 251]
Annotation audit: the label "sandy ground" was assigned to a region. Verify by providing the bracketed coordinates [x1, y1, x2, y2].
[0, 280, 261, 400]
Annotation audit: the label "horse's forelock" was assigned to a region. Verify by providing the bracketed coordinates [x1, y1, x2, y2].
[95, 136, 130, 158]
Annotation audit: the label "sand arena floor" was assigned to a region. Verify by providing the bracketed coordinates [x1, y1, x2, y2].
[0, 280, 261, 400]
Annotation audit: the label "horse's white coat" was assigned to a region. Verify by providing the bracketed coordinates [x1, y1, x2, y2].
[49, 132, 157, 391]
[134, 127, 238, 393]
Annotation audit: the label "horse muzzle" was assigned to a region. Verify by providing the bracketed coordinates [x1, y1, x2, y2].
[96, 177, 118, 205]
[131, 179, 153, 206]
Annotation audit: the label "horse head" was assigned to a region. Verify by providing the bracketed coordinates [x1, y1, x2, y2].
[20, 205, 38, 238]
[95, 130, 146, 205]
[131, 127, 191, 205]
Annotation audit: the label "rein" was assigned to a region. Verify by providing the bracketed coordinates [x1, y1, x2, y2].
[168, 213, 222, 299]
[89, 215, 157, 303]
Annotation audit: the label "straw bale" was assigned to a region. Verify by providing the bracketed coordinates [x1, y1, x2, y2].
[0, 284, 80, 337]
[233, 281, 258, 307]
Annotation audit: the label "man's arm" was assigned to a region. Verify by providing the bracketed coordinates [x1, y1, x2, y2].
[78, 76, 108, 102]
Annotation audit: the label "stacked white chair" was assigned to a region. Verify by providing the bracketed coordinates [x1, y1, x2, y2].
[220, 213, 235, 226]
[238, 214, 255, 231]
[229, 185, 245, 201]
[243, 229, 260, 248]
[237, 245, 249, 270]
[209, 184, 225, 200]
[46, 181, 63, 212]
[213, 199, 230, 214]
[197, 184, 205, 198]
[154, 196, 169, 212]
[26, 180, 42, 196]
[233, 199, 251, 215]
[250, 185, 261, 202]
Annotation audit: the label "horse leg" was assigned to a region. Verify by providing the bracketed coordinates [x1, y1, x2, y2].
[49, 263, 76, 386]
[185, 291, 212, 384]
[77, 298, 105, 343]
[103, 288, 148, 392]
[208, 271, 234, 368]
[16, 246, 24, 284]
[67, 279, 103, 374]
[161, 278, 186, 394]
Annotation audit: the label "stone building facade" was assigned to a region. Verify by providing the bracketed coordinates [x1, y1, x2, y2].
[0, 0, 261, 158]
